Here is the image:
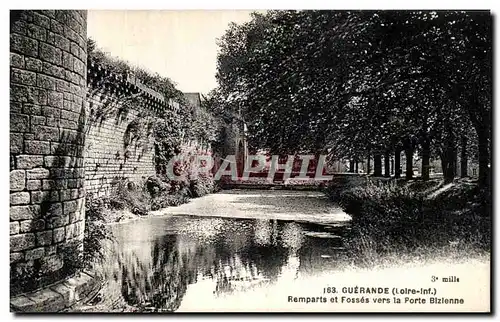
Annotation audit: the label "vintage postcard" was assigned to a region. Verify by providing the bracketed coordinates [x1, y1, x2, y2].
[9, 9, 491, 313]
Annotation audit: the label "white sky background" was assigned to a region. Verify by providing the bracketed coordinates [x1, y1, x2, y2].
[87, 10, 260, 95]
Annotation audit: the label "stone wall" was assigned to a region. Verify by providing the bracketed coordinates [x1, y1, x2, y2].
[84, 63, 170, 196]
[9, 10, 245, 294]
[85, 90, 157, 196]
[10, 10, 88, 288]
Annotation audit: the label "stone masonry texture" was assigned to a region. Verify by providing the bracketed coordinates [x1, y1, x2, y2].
[10, 10, 244, 296]
[10, 10, 88, 286]
[84, 92, 157, 196]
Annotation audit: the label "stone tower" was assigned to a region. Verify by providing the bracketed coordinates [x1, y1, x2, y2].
[10, 10, 88, 292]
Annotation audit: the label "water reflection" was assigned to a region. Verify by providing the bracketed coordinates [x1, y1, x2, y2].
[97, 215, 349, 312]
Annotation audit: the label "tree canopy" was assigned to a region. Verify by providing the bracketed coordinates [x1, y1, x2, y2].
[214, 10, 492, 185]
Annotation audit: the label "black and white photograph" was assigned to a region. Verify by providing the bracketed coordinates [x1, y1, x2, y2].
[8, 8, 492, 313]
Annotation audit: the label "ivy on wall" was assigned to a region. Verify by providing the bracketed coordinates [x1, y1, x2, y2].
[87, 38, 223, 178]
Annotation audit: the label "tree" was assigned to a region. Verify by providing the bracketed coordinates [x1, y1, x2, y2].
[214, 10, 491, 186]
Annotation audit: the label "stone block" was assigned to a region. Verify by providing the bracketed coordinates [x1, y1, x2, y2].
[24, 288, 65, 312]
[10, 133, 23, 154]
[47, 91, 64, 108]
[11, 84, 34, 103]
[61, 51, 74, 70]
[39, 42, 62, 65]
[34, 88, 48, 105]
[25, 247, 45, 260]
[10, 295, 37, 312]
[31, 190, 59, 203]
[10, 170, 26, 191]
[10, 252, 24, 264]
[10, 113, 29, 132]
[10, 233, 36, 252]
[26, 23, 47, 41]
[42, 105, 60, 118]
[33, 125, 59, 141]
[10, 222, 20, 235]
[25, 57, 42, 72]
[11, 68, 36, 86]
[59, 118, 78, 130]
[24, 133, 35, 140]
[42, 62, 65, 78]
[23, 104, 42, 115]
[41, 179, 55, 190]
[10, 205, 40, 221]
[45, 116, 60, 127]
[63, 200, 78, 213]
[47, 202, 63, 216]
[37, 74, 57, 90]
[24, 141, 51, 155]
[36, 230, 53, 246]
[45, 245, 57, 256]
[56, 79, 70, 92]
[46, 215, 69, 228]
[30, 116, 46, 126]
[17, 155, 44, 169]
[73, 58, 86, 77]
[26, 168, 50, 180]
[63, 272, 95, 301]
[53, 227, 65, 243]
[10, 33, 38, 57]
[50, 18, 64, 34]
[65, 223, 77, 239]
[10, 53, 24, 68]
[32, 11, 51, 29]
[26, 180, 42, 190]
[20, 219, 45, 233]
[10, 192, 30, 205]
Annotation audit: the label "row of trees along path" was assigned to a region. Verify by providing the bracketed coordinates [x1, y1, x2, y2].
[209, 11, 491, 187]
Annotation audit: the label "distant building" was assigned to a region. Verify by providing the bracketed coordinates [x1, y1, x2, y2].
[183, 92, 202, 110]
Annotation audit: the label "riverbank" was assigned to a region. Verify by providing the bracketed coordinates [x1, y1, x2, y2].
[73, 183, 490, 313]
[325, 177, 491, 267]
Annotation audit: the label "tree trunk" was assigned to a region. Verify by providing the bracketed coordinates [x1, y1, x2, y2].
[441, 143, 457, 183]
[384, 150, 390, 178]
[373, 154, 382, 177]
[405, 148, 414, 180]
[349, 160, 355, 173]
[394, 148, 401, 179]
[421, 139, 430, 181]
[367, 155, 371, 175]
[355, 159, 359, 173]
[460, 135, 468, 178]
[477, 126, 490, 187]
[453, 145, 458, 177]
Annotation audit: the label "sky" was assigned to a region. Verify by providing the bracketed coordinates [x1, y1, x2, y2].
[87, 10, 259, 95]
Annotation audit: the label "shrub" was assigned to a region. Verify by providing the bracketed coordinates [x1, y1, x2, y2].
[150, 192, 190, 211]
[189, 174, 215, 198]
[110, 178, 151, 216]
[338, 180, 490, 266]
[338, 180, 422, 224]
[324, 175, 369, 201]
[84, 193, 115, 266]
[145, 175, 171, 198]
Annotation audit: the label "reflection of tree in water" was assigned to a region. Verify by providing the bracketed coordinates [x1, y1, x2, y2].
[111, 217, 315, 310]
[119, 234, 194, 312]
[210, 219, 290, 297]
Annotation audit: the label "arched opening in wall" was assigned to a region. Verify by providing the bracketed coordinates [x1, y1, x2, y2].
[236, 140, 245, 178]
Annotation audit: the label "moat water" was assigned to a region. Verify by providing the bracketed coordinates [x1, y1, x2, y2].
[82, 211, 352, 312]
[75, 190, 489, 312]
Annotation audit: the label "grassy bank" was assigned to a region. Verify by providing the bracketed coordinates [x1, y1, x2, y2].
[86, 174, 219, 224]
[325, 177, 491, 267]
